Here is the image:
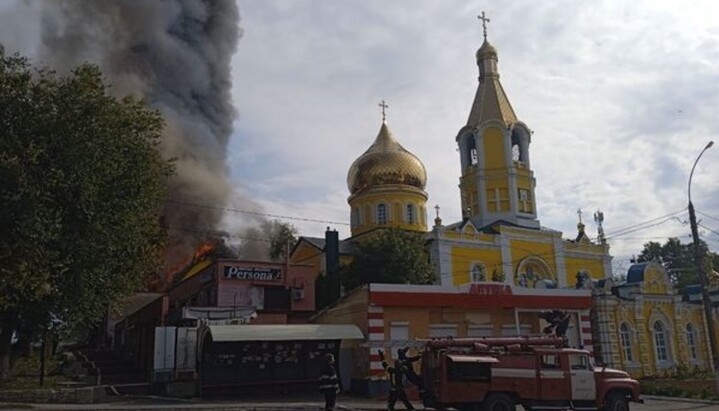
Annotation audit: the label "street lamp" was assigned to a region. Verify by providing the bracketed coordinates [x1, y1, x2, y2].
[687, 140, 717, 392]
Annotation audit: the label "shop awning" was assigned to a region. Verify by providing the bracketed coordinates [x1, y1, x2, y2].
[208, 324, 365, 342]
[447, 355, 499, 364]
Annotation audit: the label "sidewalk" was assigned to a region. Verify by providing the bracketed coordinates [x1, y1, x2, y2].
[1, 394, 391, 411]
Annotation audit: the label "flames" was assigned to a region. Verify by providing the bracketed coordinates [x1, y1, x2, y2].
[164, 242, 215, 285]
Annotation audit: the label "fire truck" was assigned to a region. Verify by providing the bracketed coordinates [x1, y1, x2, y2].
[420, 336, 642, 411]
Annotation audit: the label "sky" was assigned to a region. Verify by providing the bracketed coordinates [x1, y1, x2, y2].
[1, 1, 718, 276]
[225, 0, 719, 275]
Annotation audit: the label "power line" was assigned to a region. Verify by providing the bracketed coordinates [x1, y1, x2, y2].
[604, 216, 686, 240]
[697, 210, 719, 224]
[603, 208, 687, 239]
[166, 199, 350, 226]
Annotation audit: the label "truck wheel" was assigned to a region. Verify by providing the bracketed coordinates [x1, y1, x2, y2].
[481, 393, 516, 411]
[604, 392, 629, 411]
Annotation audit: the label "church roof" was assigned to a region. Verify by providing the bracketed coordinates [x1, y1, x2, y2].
[626, 263, 648, 283]
[467, 39, 518, 127]
[347, 120, 427, 195]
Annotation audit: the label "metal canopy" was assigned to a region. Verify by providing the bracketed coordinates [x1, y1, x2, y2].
[208, 324, 365, 342]
[447, 355, 499, 364]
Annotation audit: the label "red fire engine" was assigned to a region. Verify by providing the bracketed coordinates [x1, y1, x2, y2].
[420, 336, 642, 411]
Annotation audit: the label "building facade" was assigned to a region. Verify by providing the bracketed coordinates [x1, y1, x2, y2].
[592, 261, 717, 378]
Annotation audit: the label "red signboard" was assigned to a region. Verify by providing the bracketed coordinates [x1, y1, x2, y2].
[469, 283, 513, 296]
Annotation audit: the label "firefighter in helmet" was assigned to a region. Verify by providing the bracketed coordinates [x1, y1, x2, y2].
[378, 348, 415, 411]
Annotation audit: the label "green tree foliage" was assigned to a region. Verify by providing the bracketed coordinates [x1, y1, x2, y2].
[0, 48, 173, 378]
[341, 228, 436, 292]
[266, 220, 298, 261]
[636, 237, 719, 289]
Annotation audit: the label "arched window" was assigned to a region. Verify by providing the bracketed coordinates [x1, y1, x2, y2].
[515, 257, 555, 288]
[619, 323, 633, 362]
[470, 263, 486, 283]
[406, 204, 416, 224]
[653, 321, 669, 362]
[686, 323, 698, 361]
[377, 203, 388, 225]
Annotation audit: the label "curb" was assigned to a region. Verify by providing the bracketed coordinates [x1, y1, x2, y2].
[642, 394, 719, 405]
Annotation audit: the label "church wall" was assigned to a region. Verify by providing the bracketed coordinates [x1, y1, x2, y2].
[509, 239, 557, 277]
[449, 246, 503, 285]
[565, 257, 605, 282]
[482, 127, 506, 169]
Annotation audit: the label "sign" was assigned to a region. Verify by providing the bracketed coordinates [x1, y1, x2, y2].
[223, 266, 282, 281]
[469, 283, 513, 296]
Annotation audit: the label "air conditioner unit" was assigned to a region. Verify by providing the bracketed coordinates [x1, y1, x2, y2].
[292, 288, 305, 300]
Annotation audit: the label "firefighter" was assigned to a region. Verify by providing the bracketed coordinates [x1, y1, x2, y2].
[378, 349, 415, 411]
[318, 353, 340, 411]
[397, 347, 425, 400]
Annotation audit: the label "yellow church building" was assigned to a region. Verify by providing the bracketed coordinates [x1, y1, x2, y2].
[592, 261, 717, 378]
[290, 17, 719, 391]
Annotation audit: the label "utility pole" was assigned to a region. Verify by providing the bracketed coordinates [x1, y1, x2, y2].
[687, 141, 718, 393]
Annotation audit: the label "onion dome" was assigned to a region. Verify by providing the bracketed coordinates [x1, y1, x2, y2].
[347, 121, 427, 195]
[476, 39, 497, 61]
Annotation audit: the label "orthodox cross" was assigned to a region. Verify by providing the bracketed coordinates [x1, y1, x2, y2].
[577, 209, 583, 224]
[477, 11, 491, 40]
[434, 204, 440, 219]
[379, 100, 389, 121]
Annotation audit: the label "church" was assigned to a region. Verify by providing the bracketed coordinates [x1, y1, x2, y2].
[296, 18, 616, 394]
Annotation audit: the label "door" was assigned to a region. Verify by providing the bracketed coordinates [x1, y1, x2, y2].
[569, 353, 596, 401]
[538, 354, 570, 400]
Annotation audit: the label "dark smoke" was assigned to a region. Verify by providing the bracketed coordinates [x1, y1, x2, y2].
[32, 0, 241, 271]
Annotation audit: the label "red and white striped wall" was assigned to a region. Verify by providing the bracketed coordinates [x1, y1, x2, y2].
[368, 305, 385, 376]
[579, 311, 593, 353]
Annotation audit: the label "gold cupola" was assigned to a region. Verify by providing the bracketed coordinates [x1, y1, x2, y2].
[347, 121, 427, 196]
[346, 109, 428, 237]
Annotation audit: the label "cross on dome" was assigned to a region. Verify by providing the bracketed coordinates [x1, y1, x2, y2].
[378, 100, 389, 121]
[477, 11, 491, 40]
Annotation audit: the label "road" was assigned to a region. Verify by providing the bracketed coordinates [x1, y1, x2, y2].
[629, 397, 719, 411]
[4, 396, 717, 411]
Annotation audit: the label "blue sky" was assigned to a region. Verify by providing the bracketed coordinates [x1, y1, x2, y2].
[225, 0, 719, 274]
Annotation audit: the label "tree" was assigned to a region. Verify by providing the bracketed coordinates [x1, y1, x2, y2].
[0, 48, 173, 379]
[636, 237, 719, 289]
[266, 220, 298, 261]
[341, 229, 436, 292]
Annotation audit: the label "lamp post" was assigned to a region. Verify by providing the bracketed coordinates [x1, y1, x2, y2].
[687, 140, 718, 392]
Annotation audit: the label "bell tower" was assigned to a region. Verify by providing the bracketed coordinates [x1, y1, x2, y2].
[456, 12, 539, 230]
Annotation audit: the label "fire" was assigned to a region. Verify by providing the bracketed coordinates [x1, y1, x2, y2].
[164, 242, 215, 285]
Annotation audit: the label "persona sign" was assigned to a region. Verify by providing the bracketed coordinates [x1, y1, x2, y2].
[223, 266, 282, 281]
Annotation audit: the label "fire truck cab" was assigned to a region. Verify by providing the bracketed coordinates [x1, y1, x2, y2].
[421, 337, 642, 411]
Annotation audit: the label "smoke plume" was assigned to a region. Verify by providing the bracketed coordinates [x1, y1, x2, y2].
[30, 0, 242, 271]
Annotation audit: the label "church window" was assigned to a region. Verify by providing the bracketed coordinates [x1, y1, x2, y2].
[406, 204, 416, 224]
[377, 203, 388, 225]
[686, 323, 698, 361]
[351, 207, 360, 227]
[653, 321, 669, 362]
[518, 189, 532, 213]
[470, 263, 486, 282]
[620, 323, 633, 362]
[512, 144, 520, 162]
[515, 257, 554, 288]
[471, 148, 478, 165]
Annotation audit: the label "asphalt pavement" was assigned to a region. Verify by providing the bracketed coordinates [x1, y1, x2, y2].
[1, 395, 718, 411]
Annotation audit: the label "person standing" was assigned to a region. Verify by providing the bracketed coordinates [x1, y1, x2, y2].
[319, 353, 340, 411]
[378, 349, 415, 411]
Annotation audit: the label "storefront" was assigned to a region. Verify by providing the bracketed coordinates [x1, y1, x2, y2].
[196, 324, 363, 393]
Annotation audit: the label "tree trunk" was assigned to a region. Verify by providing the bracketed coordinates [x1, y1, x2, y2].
[0, 321, 14, 381]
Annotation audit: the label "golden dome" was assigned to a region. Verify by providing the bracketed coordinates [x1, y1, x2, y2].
[347, 121, 427, 195]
